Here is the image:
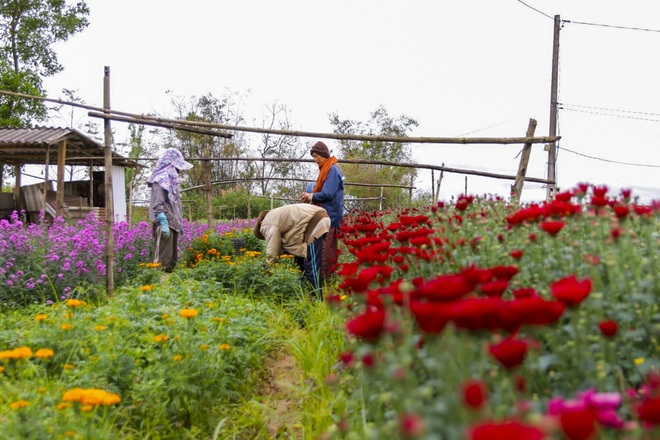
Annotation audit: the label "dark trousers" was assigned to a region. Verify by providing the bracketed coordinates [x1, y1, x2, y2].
[296, 235, 325, 299]
[322, 227, 339, 278]
[153, 223, 179, 272]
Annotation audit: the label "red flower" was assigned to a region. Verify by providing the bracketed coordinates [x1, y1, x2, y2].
[345, 307, 386, 342]
[462, 379, 488, 409]
[338, 351, 355, 367]
[480, 279, 509, 297]
[636, 396, 660, 425]
[551, 275, 592, 307]
[510, 249, 524, 260]
[509, 296, 566, 326]
[399, 412, 426, 438]
[410, 273, 475, 302]
[613, 205, 629, 219]
[469, 419, 545, 440]
[540, 220, 565, 236]
[488, 337, 528, 369]
[490, 265, 520, 280]
[409, 301, 452, 334]
[598, 320, 618, 338]
[559, 407, 597, 440]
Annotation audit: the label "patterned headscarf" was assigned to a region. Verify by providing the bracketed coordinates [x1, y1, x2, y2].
[147, 148, 193, 204]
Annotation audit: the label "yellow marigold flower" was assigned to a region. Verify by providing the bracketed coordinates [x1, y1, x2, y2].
[140, 284, 153, 291]
[62, 363, 75, 370]
[56, 402, 72, 410]
[9, 400, 30, 409]
[81, 404, 94, 412]
[161, 313, 170, 319]
[0, 366, 4, 373]
[0, 346, 33, 360]
[340, 295, 347, 301]
[179, 308, 198, 319]
[35, 348, 55, 359]
[212, 317, 226, 323]
[173, 355, 183, 361]
[38, 387, 47, 393]
[221, 255, 231, 261]
[61, 323, 73, 330]
[200, 344, 210, 350]
[65, 431, 77, 437]
[65, 299, 87, 308]
[64, 312, 74, 319]
[153, 334, 169, 342]
[62, 387, 121, 406]
[94, 325, 106, 331]
[219, 343, 231, 351]
[635, 357, 645, 365]
[35, 314, 48, 321]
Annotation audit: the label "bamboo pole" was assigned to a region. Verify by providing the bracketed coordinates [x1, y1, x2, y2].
[103, 66, 115, 297]
[171, 157, 553, 185]
[436, 163, 445, 201]
[89, 110, 558, 145]
[181, 176, 414, 192]
[56, 139, 66, 217]
[511, 119, 537, 203]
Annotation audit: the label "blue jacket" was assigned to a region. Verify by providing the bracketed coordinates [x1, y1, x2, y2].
[310, 164, 344, 228]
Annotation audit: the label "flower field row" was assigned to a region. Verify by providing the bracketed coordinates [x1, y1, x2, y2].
[327, 184, 660, 439]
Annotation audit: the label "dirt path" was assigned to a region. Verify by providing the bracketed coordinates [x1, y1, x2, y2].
[259, 351, 304, 439]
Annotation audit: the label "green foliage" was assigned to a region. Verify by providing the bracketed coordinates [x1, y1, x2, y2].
[0, 273, 280, 439]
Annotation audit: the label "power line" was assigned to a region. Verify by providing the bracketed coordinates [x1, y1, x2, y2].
[558, 146, 660, 168]
[515, 0, 553, 20]
[560, 103, 660, 117]
[564, 19, 660, 33]
[515, 0, 660, 33]
[559, 105, 660, 123]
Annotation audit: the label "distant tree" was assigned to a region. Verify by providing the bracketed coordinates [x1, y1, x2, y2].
[0, 0, 89, 183]
[329, 105, 418, 210]
[252, 101, 307, 197]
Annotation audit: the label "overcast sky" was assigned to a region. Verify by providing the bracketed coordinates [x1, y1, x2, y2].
[42, 0, 660, 203]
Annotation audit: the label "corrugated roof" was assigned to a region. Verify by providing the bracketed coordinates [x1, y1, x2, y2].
[0, 127, 142, 168]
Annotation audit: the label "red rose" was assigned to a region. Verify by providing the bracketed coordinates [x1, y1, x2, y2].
[345, 307, 386, 342]
[550, 275, 592, 307]
[598, 320, 618, 338]
[559, 407, 597, 440]
[540, 220, 565, 236]
[462, 379, 488, 409]
[488, 337, 528, 369]
[469, 419, 545, 440]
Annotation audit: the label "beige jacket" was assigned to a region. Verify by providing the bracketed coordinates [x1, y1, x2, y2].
[259, 204, 330, 263]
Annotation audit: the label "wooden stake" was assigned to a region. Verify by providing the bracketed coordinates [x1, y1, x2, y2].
[511, 119, 538, 203]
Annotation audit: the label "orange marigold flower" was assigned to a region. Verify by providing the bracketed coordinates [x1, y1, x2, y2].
[140, 285, 153, 291]
[179, 308, 198, 319]
[35, 314, 48, 321]
[62, 387, 121, 406]
[94, 325, 106, 331]
[35, 348, 55, 359]
[60, 323, 73, 330]
[9, 400, 30, 409]
[153, 334, 169, 342]
[65, 299, 87, 308]
[0, 346, 33, 360]
[56, 402, 72, 410]
[173, 355, 183, 361]
[200, 344, 210, 350]
[219, 343, 232, 351]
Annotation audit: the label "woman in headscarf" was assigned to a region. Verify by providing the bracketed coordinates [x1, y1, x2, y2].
[300, 141, 344, 278]
[147, 148, 193, 272]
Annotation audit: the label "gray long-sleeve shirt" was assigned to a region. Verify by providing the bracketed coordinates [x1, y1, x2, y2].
[148, 183, 183, 232]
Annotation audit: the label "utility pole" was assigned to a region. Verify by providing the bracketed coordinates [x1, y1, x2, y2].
[547, 14, 561, 200]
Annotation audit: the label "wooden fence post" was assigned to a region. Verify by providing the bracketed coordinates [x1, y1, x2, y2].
[511, 119, 538, 203]
[204, 147, 213, 226]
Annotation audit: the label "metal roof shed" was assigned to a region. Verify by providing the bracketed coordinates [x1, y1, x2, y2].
[0, 127, 142, 221]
